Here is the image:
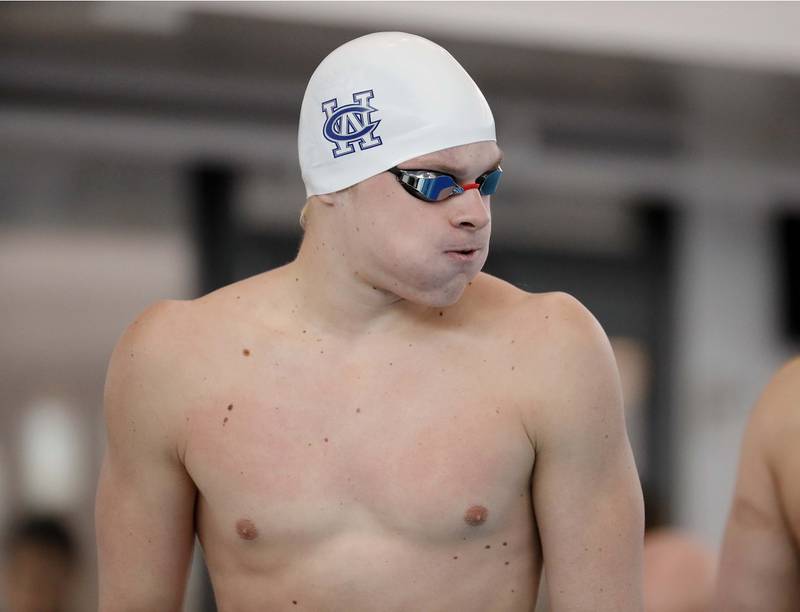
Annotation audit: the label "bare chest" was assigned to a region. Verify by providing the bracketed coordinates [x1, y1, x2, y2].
[183, 342, 535, 549]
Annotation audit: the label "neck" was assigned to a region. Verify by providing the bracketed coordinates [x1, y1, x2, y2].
[284, 224, 431, 337]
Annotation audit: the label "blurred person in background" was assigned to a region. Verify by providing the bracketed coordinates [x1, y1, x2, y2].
[96, 32, 643, 611]
[1, 514, 77, 612]
[643, 530, 716, 612]
[640, 484, 716, 612]
[714, 357, 800, 611]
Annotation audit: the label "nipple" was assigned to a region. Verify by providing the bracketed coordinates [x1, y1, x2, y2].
[464, 505, 489, 526]
[235, 518, 259, 541]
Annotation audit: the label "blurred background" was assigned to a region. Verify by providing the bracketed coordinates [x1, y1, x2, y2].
[1, 2, 799, 610]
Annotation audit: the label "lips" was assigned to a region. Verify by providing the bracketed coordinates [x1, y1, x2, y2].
[444, 247, 481, 262]
[444, 247, 482, 255]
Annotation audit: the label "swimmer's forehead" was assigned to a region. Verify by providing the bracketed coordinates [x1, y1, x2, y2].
[399, 143, 504, 177]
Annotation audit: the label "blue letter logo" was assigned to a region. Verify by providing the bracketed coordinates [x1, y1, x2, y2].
[321, 90, 382, 158]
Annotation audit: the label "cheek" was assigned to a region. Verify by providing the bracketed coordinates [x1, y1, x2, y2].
[382, 217, 437, 261]
[369, 229, 424, 266]
[355, 206, 432, 253]
[346, 183, 445, 266]
[358, 225, 439, 284]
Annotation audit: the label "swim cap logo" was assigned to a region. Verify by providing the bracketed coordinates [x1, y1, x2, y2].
[321, 90, 382, 158]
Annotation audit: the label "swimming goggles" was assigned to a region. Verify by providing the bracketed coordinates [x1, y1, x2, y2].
[386, 166, 503, 203]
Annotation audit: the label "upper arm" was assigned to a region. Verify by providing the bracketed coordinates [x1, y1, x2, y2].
[96, 301, 198, 612]
[714, 360, 800, 612]
[526, 293, 644, 612]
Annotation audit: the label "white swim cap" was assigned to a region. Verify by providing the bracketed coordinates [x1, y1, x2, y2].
[298, 32, 496, 197]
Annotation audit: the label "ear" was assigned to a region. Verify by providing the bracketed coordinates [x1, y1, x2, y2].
[314, 192, 339, 207]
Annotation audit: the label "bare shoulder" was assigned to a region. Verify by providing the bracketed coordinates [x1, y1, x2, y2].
[749, 357, 800, 465]
[511, 290, 619, 414]
[104, 275, 282, 465]
[467, 273, 604, 328]
[726, 357, 800, 543]
[104, 301, 200, 443]
[109, 273, 278, 385]
[470, 274, 613, 363]
[714, 357, 800, 609]
[467, 275, 620, 438]
[752, 357, 800, 423]
[107, 299, 194, 389]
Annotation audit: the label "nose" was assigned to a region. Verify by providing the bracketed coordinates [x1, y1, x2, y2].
[449, 188, 490, 231]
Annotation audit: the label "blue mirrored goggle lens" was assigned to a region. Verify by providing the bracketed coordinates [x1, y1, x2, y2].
[416, 174, 460, 201]
[477, 167, 502, 195]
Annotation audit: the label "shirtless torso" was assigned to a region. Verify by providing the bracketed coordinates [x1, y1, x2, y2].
[97, 112, 642, 610]
[96, 268, 642, 611]
[190, 271, 538, 611]
[715, 358, 800, 611]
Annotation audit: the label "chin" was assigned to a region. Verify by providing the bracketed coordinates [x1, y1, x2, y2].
[412, 293, 461, 308]
[407, 274, 473, 308]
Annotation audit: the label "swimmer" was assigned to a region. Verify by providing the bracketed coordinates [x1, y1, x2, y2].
[96, 32, 643, 611]
[714, 357, 800, 611]
[643, 528, 716, 612]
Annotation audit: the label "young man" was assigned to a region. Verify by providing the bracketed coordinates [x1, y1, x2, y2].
[643, 529, 716, 612]
[714, 357, 800, 611]
[96, 32, 643, 611]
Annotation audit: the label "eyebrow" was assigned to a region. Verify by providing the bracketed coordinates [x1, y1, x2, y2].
[404, 150, 504, 179]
